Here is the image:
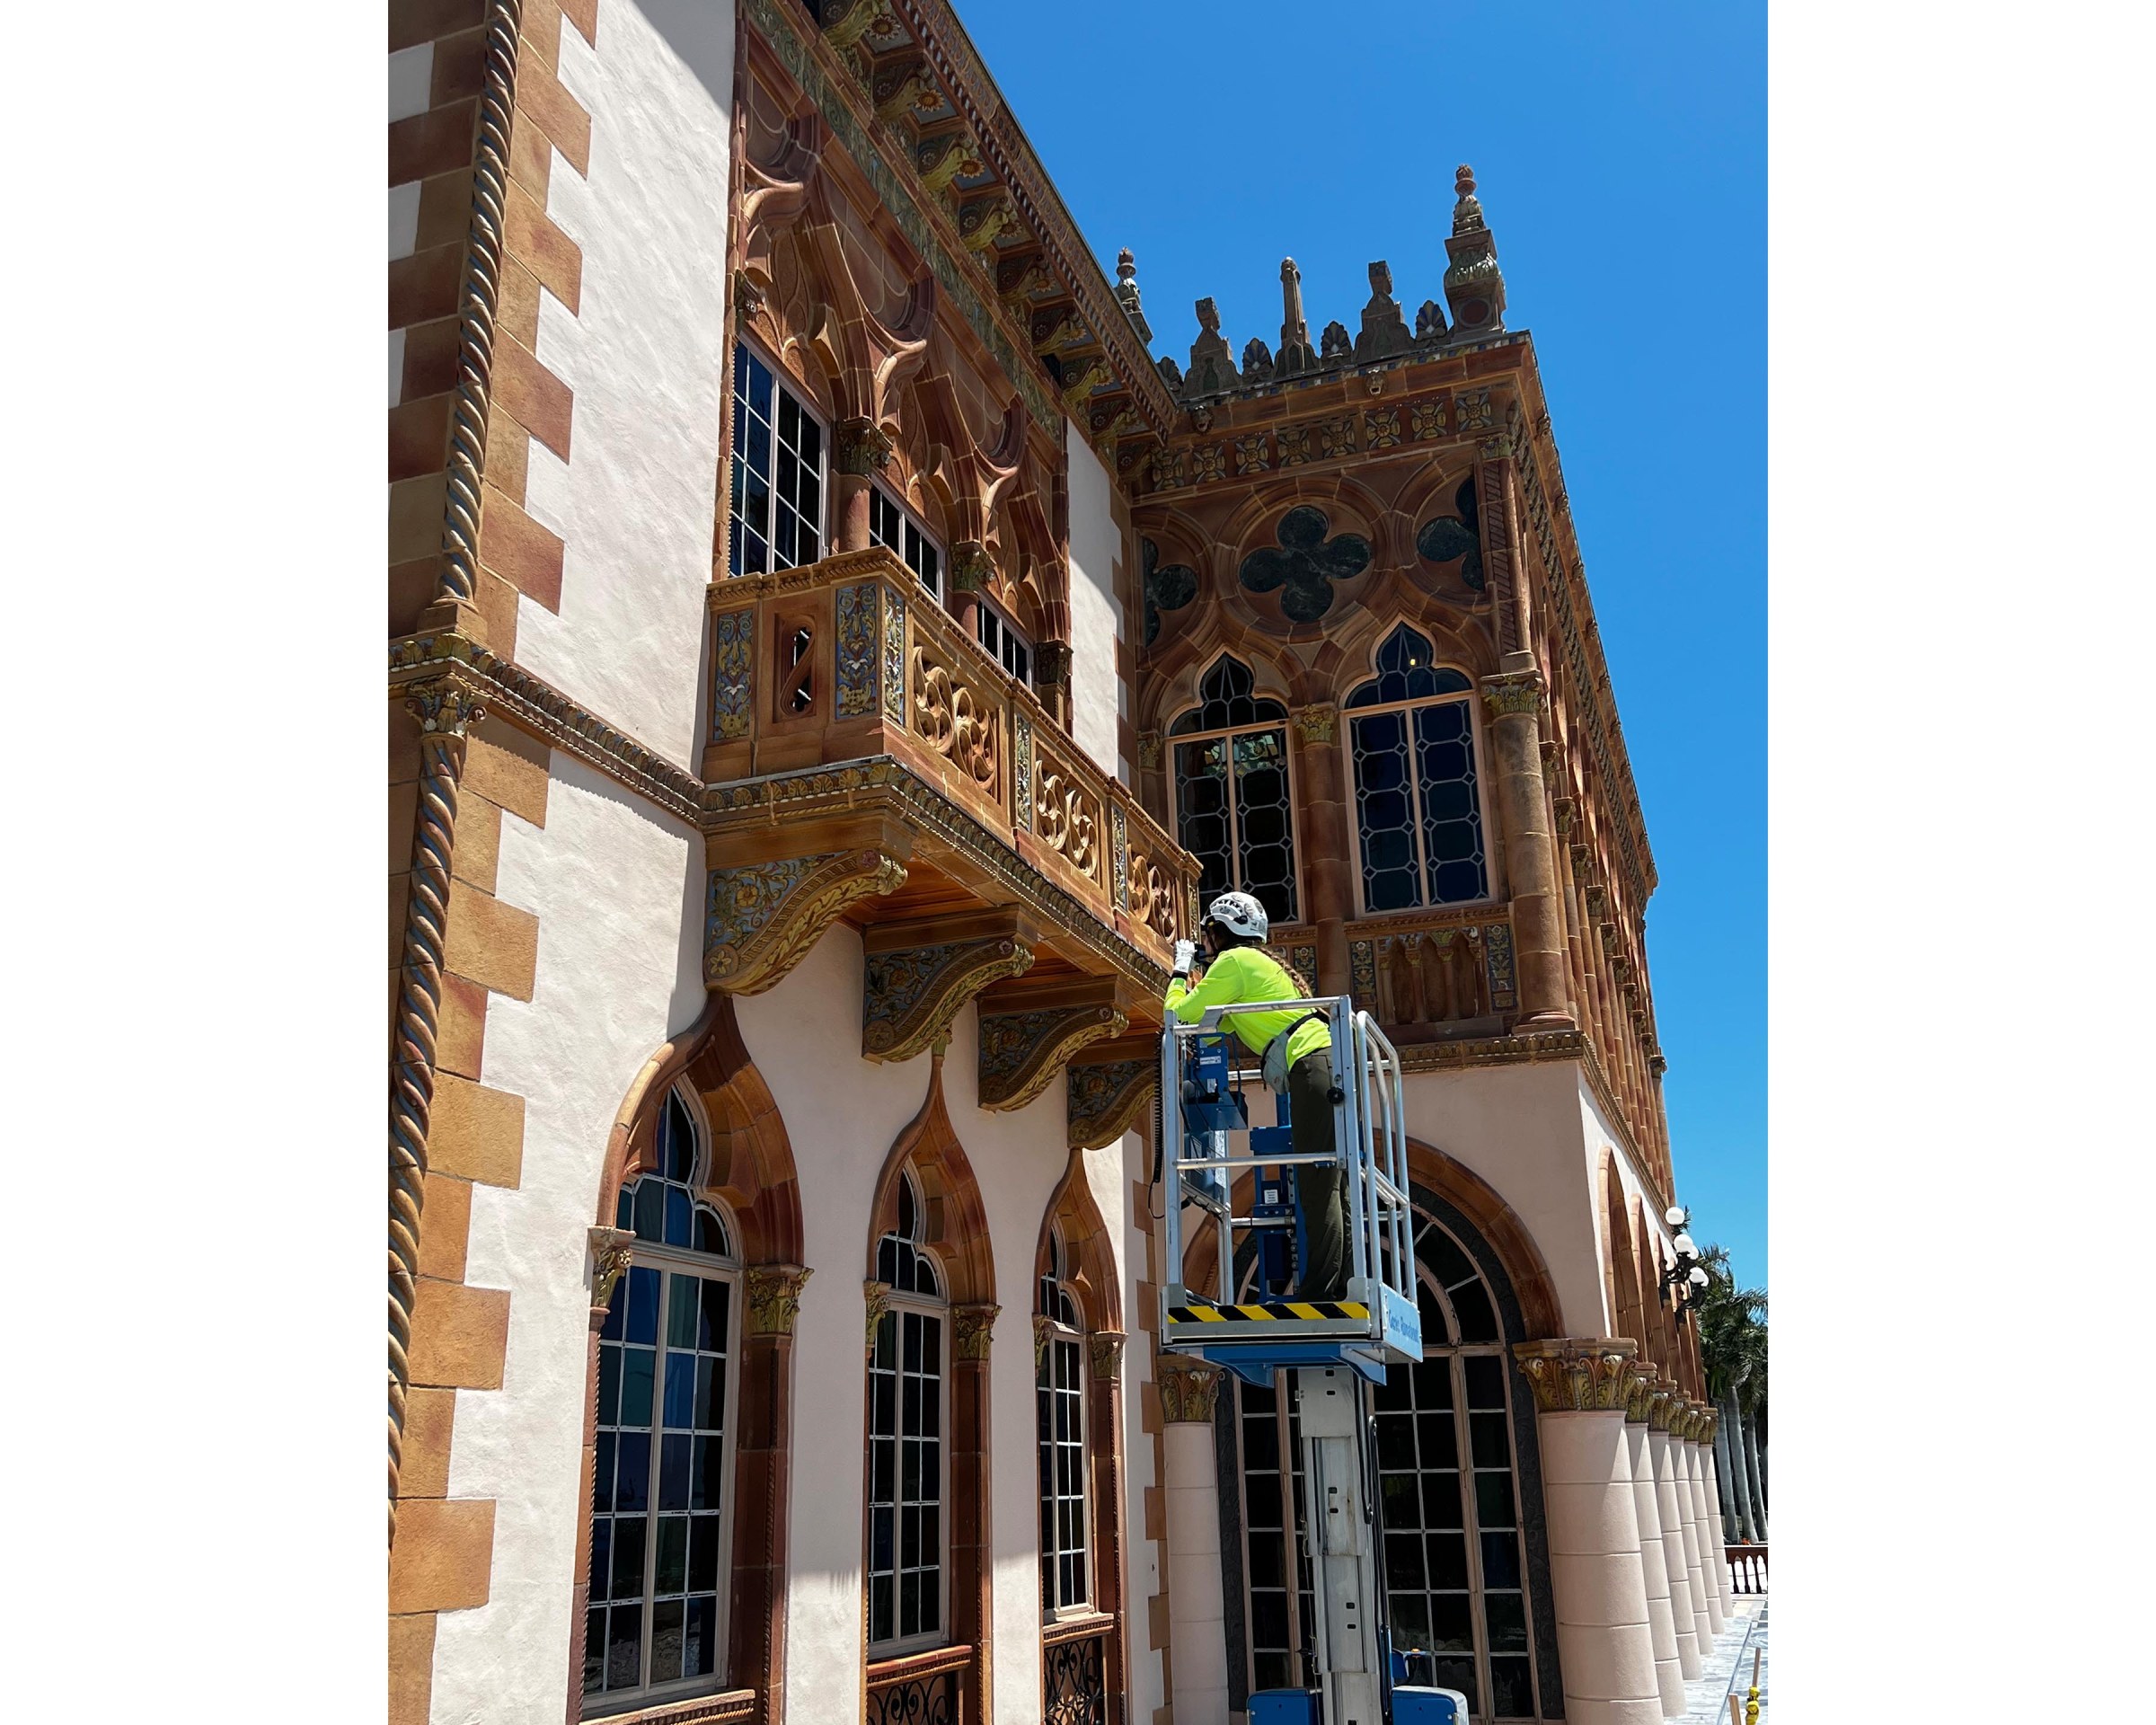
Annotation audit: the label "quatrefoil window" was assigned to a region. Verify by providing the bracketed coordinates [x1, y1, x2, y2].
[1143, 536, 1198, 646]
[1414, 479, 1483, 591]
[1237, 505, 1372, 624]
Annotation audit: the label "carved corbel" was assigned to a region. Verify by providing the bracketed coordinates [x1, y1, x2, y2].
[1066, 1036, 1162, 1150]
[957, 194, 1020, 263]
[976, 975, 1128, 1112]
[705, 847, 909, 995]
[914, 129, 979, 201]
[1512, 1336, 1638, 1412]
[1032, 1313, 1054, 1369]
[862, 908, 1037, 1063]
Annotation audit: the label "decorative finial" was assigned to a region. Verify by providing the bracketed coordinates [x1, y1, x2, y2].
[1353, 257, 1411, 362]
[1277, 257, 1317, 376]
[1186, 296, 1239, 394]
[1451, 164, 1487, 235]
[1444, 163, 1506, 332]
[1115, 247, 1152, 343]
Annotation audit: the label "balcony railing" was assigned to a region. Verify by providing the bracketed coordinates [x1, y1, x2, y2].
[1346, 906, 1518, 1037]
[707, 548, 1195, 966]
[1041, 1614, 1114, 1725]
[1725, 1544, 1768, 1595]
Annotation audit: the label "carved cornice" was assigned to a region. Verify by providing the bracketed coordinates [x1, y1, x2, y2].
[952, 1302, 1000, 1361]
[864, 1279, 892, 1358]
[978, 978, 1127, 1111]
[863, 911, 1036, 1061]
[1512, 1336, 1637, 1413]
[745, 1263, 813, 1337]
[1480, 668, 1548, 721]
[706, 848, 910, 995]
[589, 1226, 635, 1317]
[1067, 1057, 1159, 1151]
[1157, 1358, 1224, 1423]
[1090, 1330, 1126, 1383]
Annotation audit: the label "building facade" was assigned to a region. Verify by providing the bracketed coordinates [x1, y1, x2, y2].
[386, 4, 1733, 1724]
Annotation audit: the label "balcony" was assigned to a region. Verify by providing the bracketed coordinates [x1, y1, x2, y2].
[702, 547, 1197, 1109]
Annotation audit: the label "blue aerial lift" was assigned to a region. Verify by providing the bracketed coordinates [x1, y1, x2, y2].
[1157, 995, 1467, 1725]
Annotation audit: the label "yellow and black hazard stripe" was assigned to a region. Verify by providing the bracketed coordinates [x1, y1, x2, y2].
[1168, 1298, 1370, 1324]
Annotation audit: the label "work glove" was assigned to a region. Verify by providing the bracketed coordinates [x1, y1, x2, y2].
[1172, 938, 1197, 978]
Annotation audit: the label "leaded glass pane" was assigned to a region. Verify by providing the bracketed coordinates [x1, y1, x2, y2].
[1413, 702, 1488, 905]
[1171, 655, 1289, 734]
[1232, 729, 1298, 924]
[1352, 711, 1420, 911]
[1345, 625, 1472, 709]
[1174, 738, 1233, 905]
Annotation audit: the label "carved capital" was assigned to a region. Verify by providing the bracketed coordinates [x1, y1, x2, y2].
[1512, 1336, 1638, 1413]
[1477, 430, 1515, 463]
[1552, 796, 1576, 836]
[1623, 1362, 1659, 1424]
[404, 678, 487, 739]
[1157, 1358, 1224, 1423]
[1585, 884, 1611, 923]
[1479, 668, 1547, 721]
[706, 848, 908, 995]
[864, 1280, 892, 1358]
[834, 416, 894, 474]
[731, 269, 766, 323]
[863, 911, 1037, 1063]
[1647, 1376, 1682, 1432]
[589, 1226, 635, 1318]
[953, 1302, 1001, 1361]
[744, 1263, 813, 1338]
[1292, 703, 1339, 745]
[1067, 1056, 1159, 1151]
[1033, 1313, 1055, 1369]
[948, 540, 994, 592]
[1136, 730, 1162, 771]
[979, 978, 1128, 1112]
[1692, 1402, 1718, 1445]
[1032, 640, 1073, 688]
[1090, 1330, 1127, 1383]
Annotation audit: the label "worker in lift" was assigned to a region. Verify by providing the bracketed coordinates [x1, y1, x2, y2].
[1167, 890, 1347, 1302]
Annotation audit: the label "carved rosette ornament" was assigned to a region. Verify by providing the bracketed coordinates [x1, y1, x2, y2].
[588, 1226, 636, 1323]
[705, 848, 908, 995]
[1623, 1362, 1659, 1424]
[1090, 1330, 1127, 1383]
[389, 675, 489, 1536]
[1512, 1337, 1639, 1413]
[863, 1280, 893, 1359]
[745, 1264, 813, 1338]
[1157, 1359, 1224, 1424]
[953, 1303, 1001, 1361]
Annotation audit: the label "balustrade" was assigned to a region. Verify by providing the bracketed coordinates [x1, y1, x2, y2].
[1725, 1544, 1768, 1595]
[1347, 910, 1516, 1037]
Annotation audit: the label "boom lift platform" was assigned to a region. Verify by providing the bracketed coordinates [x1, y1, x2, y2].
[1156, 997, 1465, 1725]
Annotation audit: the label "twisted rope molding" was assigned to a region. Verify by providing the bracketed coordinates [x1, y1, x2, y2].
[389, 682, 486, 1543]
[434, 0, 525, 610]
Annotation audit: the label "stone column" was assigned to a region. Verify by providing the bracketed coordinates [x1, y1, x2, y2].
[951, 1302, 1000, 1721]
[1668, 1408, 1714, 1651]
[832, 418, 890, 553]
[1701, 1420, 1737, 1620]
[1623, 1367, 1686, 1718]
[1089, 1332, 1130, 1718]
[1479, 669, 1575, 1030]
[1686, 1410, 1728, 1632]
[1290, 703, 1354, 995]
[1645, 1385, 1702, 1679]
[729, 1264, 809, 1718]
[1158, 1358, 1231, 1725]
[1513, 1340, 1661, 1725]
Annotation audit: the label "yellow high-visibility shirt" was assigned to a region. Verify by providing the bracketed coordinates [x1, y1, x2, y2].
[1163, 947, 1331, 1067]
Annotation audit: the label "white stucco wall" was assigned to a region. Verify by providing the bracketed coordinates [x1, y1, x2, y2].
[1401, 1062, 1609, 1335]
[1115, 1130, 1166, 1724]
[432, 751, 704, 1725]
[1065, 427, 1125, 780]
[514, 0, 737, 765]
[1576, 1076, 1681, 1320]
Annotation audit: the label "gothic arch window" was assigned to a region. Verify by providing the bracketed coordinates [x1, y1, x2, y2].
[869, 1169, 949, 1654]
[1037, 1228, 1090, 1615]
[728, 341, 824, 575]
[588, 1091, 741, 1712]
[1345, 624, 1489, 913]
[1230, 1208, 1547, 1720]
[1169, 655, 1300, 925]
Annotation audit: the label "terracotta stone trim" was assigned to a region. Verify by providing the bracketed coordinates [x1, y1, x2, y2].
[584, 1691, 757, 1725]
[866, 1641, 976, 1685]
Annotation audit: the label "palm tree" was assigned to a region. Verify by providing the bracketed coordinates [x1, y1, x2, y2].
[1694, 1244, 1767, 1542]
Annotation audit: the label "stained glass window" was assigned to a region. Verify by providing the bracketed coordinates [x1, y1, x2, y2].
[1037, 1229, 1090, 1614]
[588, 1092, 737, 1712]
[728, 344, 823, 576]
[870, 485, 941, 599]
[869, 1171, 946, 1652]
[1169, 657, 1299, 926]
[1346, 626, 1488, 912]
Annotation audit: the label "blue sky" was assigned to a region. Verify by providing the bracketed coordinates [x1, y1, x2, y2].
[960, 0, 1768, 1289]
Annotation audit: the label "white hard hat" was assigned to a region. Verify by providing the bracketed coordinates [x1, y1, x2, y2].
[1204, 889, 1269, 942]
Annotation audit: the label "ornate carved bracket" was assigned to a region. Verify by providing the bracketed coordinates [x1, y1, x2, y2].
[862, 909, 1036, 1063]
[953, 1302, 1001, 1361]
[1033, 1313, 1054, 1369]
[745, 1263, 813, 1338]
[1512, 1336, 1638, 1413]
[706, 847, 908, 995]
[977, 977, 1128, 1112]
[1090, 1330, 1127, 1382]
[1066, 1040, 1161, 1150]
[1158, 1358, 1224, 1423]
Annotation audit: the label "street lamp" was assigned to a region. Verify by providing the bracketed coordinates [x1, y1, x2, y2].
[1661, 1208, 1710, 1318]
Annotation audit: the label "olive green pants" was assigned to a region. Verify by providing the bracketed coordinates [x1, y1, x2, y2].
[1286, 1046, 1346, 1300]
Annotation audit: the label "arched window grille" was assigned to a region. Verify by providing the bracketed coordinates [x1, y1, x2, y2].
[587, 1092, 739, 1713]
[1232, 1209, 1545, 1719]
[1037, 1228, 1089, 1614]
[1345, 625, 1489, 913]
[1169, 655, 1300, 926]
[869, 1171, 948, 1653]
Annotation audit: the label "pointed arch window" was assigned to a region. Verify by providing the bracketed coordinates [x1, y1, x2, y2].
[1169, 656, 1299, 925]
[587, 1092, 740, 1713]
[1037, 1228, 1090, 1615]
[869, 1171, 949, 1654]
[1345, 625, 1489, 913]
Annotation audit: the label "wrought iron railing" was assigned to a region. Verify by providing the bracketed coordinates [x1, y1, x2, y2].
[865, 1641, 972, 1725]
[1041, 1616, 1113, 1725]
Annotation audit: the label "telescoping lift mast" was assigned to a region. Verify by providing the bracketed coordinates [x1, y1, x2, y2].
[1157, 996, 1465, 1725]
